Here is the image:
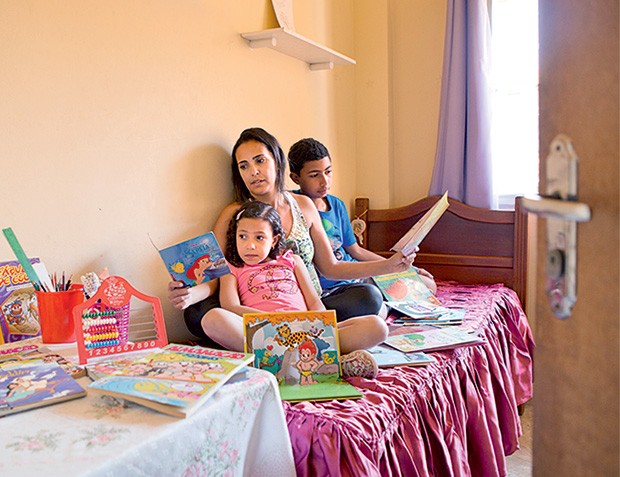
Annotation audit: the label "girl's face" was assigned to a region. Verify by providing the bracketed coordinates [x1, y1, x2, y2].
[235, 140, 278, 199]
[236, 217, 279, 265]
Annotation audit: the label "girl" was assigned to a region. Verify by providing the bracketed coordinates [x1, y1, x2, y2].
[205, 200, 381, 377]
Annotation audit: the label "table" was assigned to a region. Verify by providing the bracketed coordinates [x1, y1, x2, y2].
[0, 361, 295, 477]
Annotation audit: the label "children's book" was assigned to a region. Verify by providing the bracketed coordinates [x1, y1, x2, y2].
[243, 310, 363, 402]
[391, 191, 450, 256]
[158, 232, 230, 287]
[368, 344, 436, 368]
[87, 343, 254, 418]
[373, 268, 442, 307]
[0, 259, 42, 343]
[384, 327, 484, 353]
[0, 360, 86, 416]
[0, 337, 85, 378]
[390, 305, 467, 326]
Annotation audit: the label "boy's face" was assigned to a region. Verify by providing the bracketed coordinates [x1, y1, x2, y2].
[290, 157, 332, 200]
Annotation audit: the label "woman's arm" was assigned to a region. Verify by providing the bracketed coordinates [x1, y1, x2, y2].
[292, 254, 326, 311]
[219, 273, 262, 316]
[293, 195, 415, 279]
[213, 202, 241, 250]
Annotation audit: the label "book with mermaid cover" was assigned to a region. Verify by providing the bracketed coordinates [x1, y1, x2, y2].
[243, 310, 362, 402]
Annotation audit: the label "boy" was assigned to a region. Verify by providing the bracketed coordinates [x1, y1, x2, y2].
[288, 138, 437, 297]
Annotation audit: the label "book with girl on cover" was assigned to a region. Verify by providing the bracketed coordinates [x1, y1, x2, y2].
[0, 259, 42, 343]
[0, 337, 85, 378]
[0, 360, 86, 416]
[157, 232, 230, 287]
[87, 343, 253, 418]
[243, 310, 362, 402]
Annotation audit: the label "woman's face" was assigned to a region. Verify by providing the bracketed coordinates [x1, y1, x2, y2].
[235, 140, 277, 199]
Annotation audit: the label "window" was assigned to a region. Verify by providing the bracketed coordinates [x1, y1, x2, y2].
[490, 0, 539, 209]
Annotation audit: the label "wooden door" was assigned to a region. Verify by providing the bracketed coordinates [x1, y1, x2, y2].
[536, 1, 619, 475]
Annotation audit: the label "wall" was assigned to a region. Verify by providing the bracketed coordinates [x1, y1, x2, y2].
[0, 0, 363, 342]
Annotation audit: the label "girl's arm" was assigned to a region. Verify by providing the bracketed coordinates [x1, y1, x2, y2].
[167, 279, 218, 311]
[218, 273, 262, 315]
[293, 195, 415, 279]
[292, 254, 326, 311]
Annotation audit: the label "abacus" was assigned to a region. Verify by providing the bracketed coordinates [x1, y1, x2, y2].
[72, 276, 168, 364]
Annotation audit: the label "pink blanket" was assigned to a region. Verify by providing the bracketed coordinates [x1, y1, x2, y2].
[283, 283, 535, 477]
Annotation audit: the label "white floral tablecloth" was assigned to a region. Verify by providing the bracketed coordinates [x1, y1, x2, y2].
[1, 366, 295, 477]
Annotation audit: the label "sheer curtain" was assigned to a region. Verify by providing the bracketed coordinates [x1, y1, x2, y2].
[429, 0, 493, 208]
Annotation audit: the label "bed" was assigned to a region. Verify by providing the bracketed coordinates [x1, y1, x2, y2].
[282, 195, 535, 477]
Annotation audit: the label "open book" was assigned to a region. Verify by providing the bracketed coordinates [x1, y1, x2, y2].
[87, 344, 253, 418]
[244, 310, 362, 402]
[158, 231, 230, 287]
[391, 191, 449, 256]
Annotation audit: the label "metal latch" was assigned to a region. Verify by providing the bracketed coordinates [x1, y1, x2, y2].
[521, 134, 591, 319]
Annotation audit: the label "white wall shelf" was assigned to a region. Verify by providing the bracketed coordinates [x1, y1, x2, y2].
[240, 27, 356, 71]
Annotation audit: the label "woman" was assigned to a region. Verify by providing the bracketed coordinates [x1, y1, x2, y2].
[169, 128, 416, 351]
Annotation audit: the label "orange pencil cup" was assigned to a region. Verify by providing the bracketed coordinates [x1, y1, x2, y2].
[36, 289, 84, 343]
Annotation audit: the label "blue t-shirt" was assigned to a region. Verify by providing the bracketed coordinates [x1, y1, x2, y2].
[293, 191, 357, 290]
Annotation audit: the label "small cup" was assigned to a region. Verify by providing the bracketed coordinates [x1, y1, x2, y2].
[36, 289, 84, 343]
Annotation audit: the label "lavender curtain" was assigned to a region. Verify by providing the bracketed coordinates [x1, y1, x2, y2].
[429, 0, 493, 208]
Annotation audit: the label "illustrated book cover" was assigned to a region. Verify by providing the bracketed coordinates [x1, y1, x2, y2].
[368, 344, 436, 368]
[384, 327, 484, 354]
[0, 259, 42, 343]
[0, 360, 86, 416]
[373, 268, 442, 307]
[87, 343, 254, 418]
[0, 337, 85, 378]
[390, 305, 466, 326]
[243, 310, 362, 402]
[391, 191, 449, 256]
[158, 232, 230, 287]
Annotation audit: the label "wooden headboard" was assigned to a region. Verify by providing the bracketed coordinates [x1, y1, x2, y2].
[354, 195, 529, 306]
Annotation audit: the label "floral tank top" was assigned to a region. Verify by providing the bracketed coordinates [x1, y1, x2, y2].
[283, 192, 322, 295]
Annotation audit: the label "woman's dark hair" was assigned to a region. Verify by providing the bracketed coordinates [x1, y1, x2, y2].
[225, 201, 286, 267]
[230, 128, 287, 203]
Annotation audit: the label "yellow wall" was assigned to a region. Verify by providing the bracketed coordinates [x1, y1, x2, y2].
[1, 1, 446, 341]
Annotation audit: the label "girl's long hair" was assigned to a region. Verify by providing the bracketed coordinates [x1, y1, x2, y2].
[225, 201, 286, 268]
[230, 127, 287, 203]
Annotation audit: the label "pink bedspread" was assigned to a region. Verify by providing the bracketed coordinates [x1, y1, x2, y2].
[283, 283, 535, 477]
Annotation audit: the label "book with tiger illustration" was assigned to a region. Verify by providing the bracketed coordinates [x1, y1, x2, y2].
[243, 310, 362, 402]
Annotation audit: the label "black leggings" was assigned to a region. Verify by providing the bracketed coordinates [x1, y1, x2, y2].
[183, 282, 384, 344]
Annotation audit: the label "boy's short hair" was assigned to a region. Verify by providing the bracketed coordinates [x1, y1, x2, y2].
[288, 138, 330, 175]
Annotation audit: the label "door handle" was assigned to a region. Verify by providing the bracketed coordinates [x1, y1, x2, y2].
[521, 134, 591, 319]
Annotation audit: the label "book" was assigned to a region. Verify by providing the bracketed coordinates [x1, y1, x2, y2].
[391, 191, 449, 256]
[383, 327, 484, 353]
[368, 344, 436, 368]
[87, 343, 254, 418]
[0, 259, 42, 343]
[0, 360, 86, 416]
[158, 232, 230, 287]
[390, 305, 466, 326]
[373, 268, 442, 306]
[243, 310, 362, 402]
[0, 337, 85, 378]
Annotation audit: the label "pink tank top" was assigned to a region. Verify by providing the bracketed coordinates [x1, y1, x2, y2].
[230, 250, 308, 312]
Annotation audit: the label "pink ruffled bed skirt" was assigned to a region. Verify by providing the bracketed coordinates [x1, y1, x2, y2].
[283, 283, 535, 477]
